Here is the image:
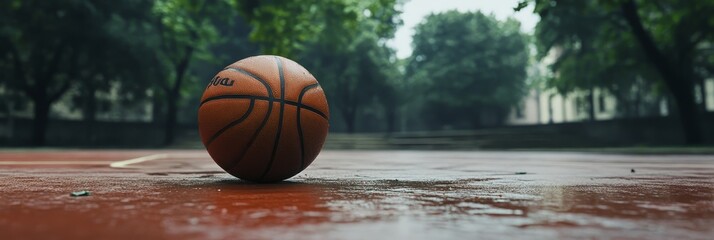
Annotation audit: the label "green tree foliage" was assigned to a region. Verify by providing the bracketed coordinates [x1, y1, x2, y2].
[522, 0, 714, 144]
[0, 0, 151, 145]
[533, 1, 659, 120]
[300, 31, 401, 132]
[151, 0, 231, 145]
[70, 3, 155, 137]
[1, 0, 402, 145]
[241, 0, 403, 132]
[0, 0, 254, 145]
[179, 16, 259, 125]
[406, 11, 529, 129]
[239, 0, 399, 58]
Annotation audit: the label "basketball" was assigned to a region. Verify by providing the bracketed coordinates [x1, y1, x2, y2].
[197, 55, 329, 183]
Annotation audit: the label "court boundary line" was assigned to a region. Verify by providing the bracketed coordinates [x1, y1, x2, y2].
[110, 153, 168, 168]
[0, 161, 115, 165]
[0, 152, 204, 167]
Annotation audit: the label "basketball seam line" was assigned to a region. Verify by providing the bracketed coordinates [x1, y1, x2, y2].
[297, 83, 320, 170]
[205, 98, 255, 146]
[225, 99, 272, 176]
[220, 65, 274, 175]
[200, 95, 328, 120]
[259, 56, 286, 181]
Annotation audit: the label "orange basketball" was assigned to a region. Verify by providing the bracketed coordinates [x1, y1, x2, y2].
[198, 55, 329, 182]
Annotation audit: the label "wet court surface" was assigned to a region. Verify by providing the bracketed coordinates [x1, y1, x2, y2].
[0, 150, 713, 239]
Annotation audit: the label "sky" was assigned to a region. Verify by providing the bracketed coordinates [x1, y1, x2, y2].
[389, 0, 539, 59]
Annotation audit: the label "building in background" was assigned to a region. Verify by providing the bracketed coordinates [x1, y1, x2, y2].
[506, 47, 714, 125]
[507, 80, 714, 125]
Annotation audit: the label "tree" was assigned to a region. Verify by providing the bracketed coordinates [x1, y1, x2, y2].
[300, 32, 401, 132]
[179, 15, 259, 125]
[151, 0, 231, 145]
[406, 11, 529, 129]
[521, 0, 714, 144]
[72, 3, 155, 141]
[1, 0, 264, 146]
[239, 0, 400, 58]
[0, 0, 148, 145]
[532, 1, 654, 120]
[239, 0, 403, 133]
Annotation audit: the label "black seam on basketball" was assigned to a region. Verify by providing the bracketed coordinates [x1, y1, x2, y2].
[225, 100, 272, 175]
[206, 98, 255, 146]
[223, 67, 273, 97]
[297, 83, 319, 170]
[221, 66, 275, 173]
[259, 56, 286, 181]
[200, 95, 328, 120]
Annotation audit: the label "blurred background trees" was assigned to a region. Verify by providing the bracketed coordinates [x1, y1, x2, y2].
[0, 0, 712, 147]
[527, 0, 714, 144]
[0, 0, 154, 145]
[242, 0, 403, 133]
[406, 11, 528, 130]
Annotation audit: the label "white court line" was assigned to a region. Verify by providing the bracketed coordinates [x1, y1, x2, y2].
[0, 161, 114, 165]
[109, 153, 168, 168]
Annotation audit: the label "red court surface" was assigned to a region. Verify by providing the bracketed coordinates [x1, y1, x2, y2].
[1, 150, 713, 239]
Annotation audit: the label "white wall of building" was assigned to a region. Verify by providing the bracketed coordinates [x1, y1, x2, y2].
[506, 87, 622, 125]
[506, 89, 541, 125]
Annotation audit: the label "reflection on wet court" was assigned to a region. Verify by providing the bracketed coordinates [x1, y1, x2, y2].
[0, 150, 712, 239]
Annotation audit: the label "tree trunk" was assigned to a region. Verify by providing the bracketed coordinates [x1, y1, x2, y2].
[696, 75, 707, 112]
[385, 104, 397, 133]
[82, 83, 97, 145]
[164, 47, 193, 145]
[547, 94, 554, 124]
[338, 73, 357, 133]
[634, 81, 642, 117]
[471, 107, 483, 129]
[31, 98, 50, 146]
[535, 89, 542, 124]
[5, 100, 14, 139]
[164, 93, 178, 145]
[561, 94, 567, 122]
[152, 92, 163, 124]
[342, 106, 356, 133]
[587, 87, 595, 121]
[621, 0, 702, 144]
[669, 81, 701, 144]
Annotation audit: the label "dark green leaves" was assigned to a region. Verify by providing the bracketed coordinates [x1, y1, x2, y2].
[239, 0, 401, 58]
[406, 11, 529, 128]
